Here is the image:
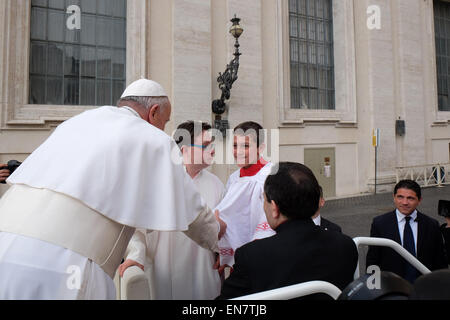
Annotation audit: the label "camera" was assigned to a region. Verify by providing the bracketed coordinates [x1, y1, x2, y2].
[438, 200, 450, 218]
[0, 160, 22, 184]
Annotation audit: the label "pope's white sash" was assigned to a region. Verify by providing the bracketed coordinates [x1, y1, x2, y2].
[0, 184, 134, 278]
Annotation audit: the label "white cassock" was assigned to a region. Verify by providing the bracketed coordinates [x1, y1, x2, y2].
[214, 162, 276, 267]
[0, 106, 219, 300]
[126, 169, 224, 299]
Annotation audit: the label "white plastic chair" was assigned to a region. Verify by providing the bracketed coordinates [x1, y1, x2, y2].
[231, 281, 342, 300]
[118, 266, 151, 300]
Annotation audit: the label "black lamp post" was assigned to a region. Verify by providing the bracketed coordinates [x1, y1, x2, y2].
[212, 15, 244, 137]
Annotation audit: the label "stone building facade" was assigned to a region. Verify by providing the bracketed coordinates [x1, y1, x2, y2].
[1, 0, 450, 198]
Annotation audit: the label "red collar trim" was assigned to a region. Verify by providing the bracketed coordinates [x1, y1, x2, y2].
[239, 158, 268, 177]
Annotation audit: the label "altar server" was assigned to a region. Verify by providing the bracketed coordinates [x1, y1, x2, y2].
[121, 121, 224, 299]
[215, 121, 276, 270]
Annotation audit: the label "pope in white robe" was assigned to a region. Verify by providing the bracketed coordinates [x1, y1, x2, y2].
[0, 80, 225, 300]
[122, 121, 224, 299]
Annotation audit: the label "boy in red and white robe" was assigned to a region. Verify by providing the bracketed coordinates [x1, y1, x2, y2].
[214, 122, 276, 272]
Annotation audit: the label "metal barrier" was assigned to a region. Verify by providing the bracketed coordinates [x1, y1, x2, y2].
[352, 237, 431, 279]
[396, 163, 449, 187]
[231, 281, 342, 300]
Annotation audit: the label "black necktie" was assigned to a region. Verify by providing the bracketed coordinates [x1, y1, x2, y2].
[403, 216, 419, 283]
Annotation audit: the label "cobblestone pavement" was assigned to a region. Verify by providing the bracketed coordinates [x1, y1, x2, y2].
[320, 185, 450, 271]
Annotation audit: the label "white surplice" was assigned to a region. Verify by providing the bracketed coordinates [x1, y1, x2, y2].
[214, 163, 276, 267]
[126, 169, 224, 299]
[0, 106, 218, 300]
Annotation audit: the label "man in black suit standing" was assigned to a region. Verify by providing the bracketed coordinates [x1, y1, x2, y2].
[312, 186, 342, 233]
[216, 162, 358, 299]
[366, 180, 448, 284]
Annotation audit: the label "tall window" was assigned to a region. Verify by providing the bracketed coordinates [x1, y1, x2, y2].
[435, 0, 450, 111]
[29, 0, 126, 106]
[289, 0, 334, 109]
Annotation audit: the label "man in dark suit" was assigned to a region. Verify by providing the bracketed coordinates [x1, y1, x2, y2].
[366, 180, 448, 284]
[312, 186, 342, 233]
[216, 162, 358, 299]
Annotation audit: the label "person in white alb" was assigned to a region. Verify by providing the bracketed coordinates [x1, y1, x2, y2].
[214, 121, 276, 273]
[0, 79, 226, 300]
[119, 121, 224, 299]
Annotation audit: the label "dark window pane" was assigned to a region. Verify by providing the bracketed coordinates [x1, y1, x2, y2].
[290, 16, 298, 38]
[434, 0, 450, 111]
[81, 15, 96, 45]
[81, 46, 96, 77]
[319, 90, 326, 108]
[64, 77, 80, 105]
[31, 8, 47, 40]
[112, 49, 125, 78]
[47, 44, 64, 75]
[48, 0, 64, 9]
[30, 42, 47, 74]
[300, 65, 308, 87]
[112, 0, 126, 17]
[97, 48, 111, 78]
[112, 19, 126, 48]
[46, 76, 63, 104]
[289, 0, 297, 14]
[299, 41, 307, 63]
[81, 0, 96, 14]
[97, 0, 113, 16]
[64, 45, 80, 76]
[80, 78, 96, 105]
[30, 0, 126, 106]
[289, 0, 334, 109]
[96, 17, 112, 47]
[30, 76, 46, 104]
[298, 0, 307, 15]
[113, 80, 125, 103]
[300, 89, 309, 108]
[290, 63, 299, 87]
[290, 39, 299, 62]
[97, 80, 111, 106]
[47, 10, 65, 42]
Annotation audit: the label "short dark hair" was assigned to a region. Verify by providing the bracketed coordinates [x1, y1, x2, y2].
[264, 162, 320, 220]
[173, 121, 212, 149]
[233, 121, 264, 147]
[394, 180, 422, 199]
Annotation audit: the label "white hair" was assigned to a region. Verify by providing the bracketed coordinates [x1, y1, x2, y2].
[118, 96, 169, 111]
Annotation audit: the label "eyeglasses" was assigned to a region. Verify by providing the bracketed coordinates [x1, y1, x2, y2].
[190, 143, 215, 151]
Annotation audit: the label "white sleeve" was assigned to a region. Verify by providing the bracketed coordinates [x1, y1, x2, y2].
[124, 228, 147, 266]
[183, 206, 219, 253]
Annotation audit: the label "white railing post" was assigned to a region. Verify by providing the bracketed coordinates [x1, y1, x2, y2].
[352, 237, 431, 280]
[437, 164, 442, 187]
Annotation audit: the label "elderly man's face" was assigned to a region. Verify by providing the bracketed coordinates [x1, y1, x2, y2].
[151, 102, 172, 131]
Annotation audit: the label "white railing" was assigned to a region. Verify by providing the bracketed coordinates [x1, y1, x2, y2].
[231, 281, 342, 300]
[395, 163, 449, 187]
[352, 237, 431, 279]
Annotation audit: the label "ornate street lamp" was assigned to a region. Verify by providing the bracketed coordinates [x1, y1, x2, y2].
[212, 14, 244, 136]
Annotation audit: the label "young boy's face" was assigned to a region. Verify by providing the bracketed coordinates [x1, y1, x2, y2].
[233, 134, 260, 168]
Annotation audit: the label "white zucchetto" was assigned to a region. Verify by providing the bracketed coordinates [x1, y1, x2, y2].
[121, 79, 167, 98]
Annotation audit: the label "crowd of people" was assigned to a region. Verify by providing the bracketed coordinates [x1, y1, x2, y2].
[0, 79, 449, 300]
